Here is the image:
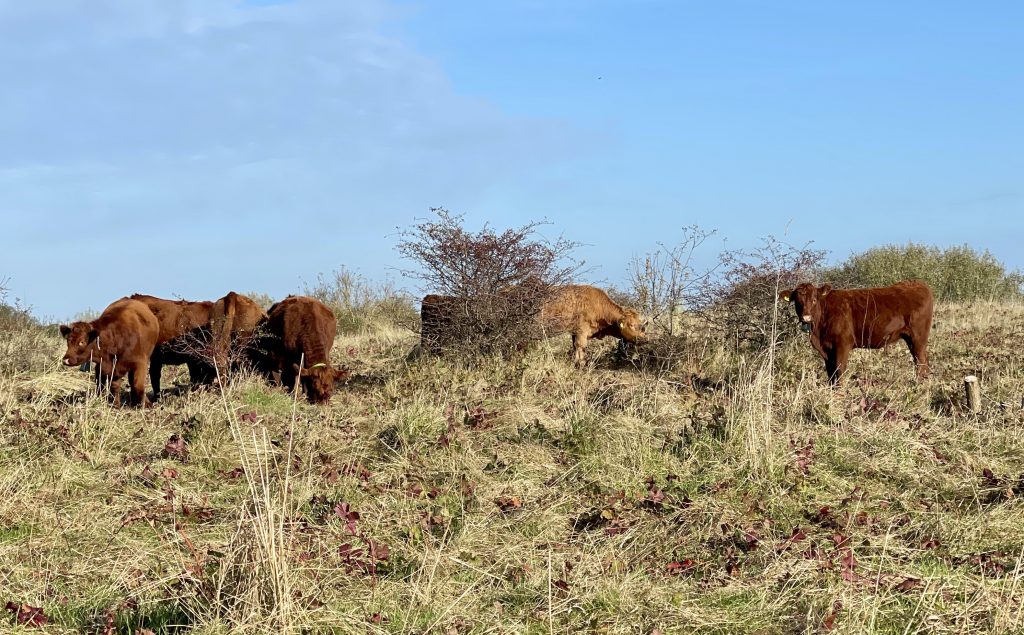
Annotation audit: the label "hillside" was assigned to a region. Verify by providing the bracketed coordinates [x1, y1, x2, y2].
[2, 301, 1023, 634]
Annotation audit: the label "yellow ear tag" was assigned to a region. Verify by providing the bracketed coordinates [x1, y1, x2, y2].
[782, 294, 790, 302]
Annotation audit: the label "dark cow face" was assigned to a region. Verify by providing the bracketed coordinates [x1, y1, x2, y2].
[618, 309, 646, 342]
[780, 283, 831, 330]
[297, 363, 350, 404]
[59, 322, 99, 366]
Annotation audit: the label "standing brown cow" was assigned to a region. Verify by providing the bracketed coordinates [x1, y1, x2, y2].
[260, 296, 348, 404]
[59, 298, 160, 406]
[779, 280, 934, 383]
[130, 294, 214, 399]
[131, 292, 268, 399]
[540, 285, 646, 366]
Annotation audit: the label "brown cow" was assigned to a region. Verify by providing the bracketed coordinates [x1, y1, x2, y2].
[540, 285, 646, 366]
[208, 291, 268, 373]
[260, 296, 348, 404]
[779, 280, 934, 383]
[416, 286, 645, 365]
[131, 292, 268, 399]
[59, 298, 160, 406]
[130, 294, 215, 399]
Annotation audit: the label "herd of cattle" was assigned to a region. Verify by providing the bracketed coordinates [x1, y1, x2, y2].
[57, 279, 934, 406]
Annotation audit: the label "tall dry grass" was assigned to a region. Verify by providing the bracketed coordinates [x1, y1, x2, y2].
[1, 300, 1023, 633]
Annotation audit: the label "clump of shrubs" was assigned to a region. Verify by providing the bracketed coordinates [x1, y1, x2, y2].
[397, 208, 579, 358]
[825, 243, 1022, 302]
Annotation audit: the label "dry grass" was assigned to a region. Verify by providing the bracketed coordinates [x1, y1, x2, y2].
[2, 302, 1024, 634]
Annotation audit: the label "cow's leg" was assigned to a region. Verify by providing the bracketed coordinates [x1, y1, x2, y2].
[830, 344, 852, 385]
[280, 363, 297, 393]
[149, 349, 163, 401]
[570, 331, 588, 367]
[93, 364, 104, 396]
[108, 374, 125, 407]
[128, 363, 151, 408]
[188, 361, 216, 388]
[902, 333, 929, 380]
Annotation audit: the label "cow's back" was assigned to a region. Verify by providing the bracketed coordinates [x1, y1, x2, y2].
[130, 293, 214, 344]
[94, 298, 160, 357]
[541, 285, 620, 333]
[267, 296, 337, 365]
[825, 280, 933, 348]
[211, 292, 267, 335]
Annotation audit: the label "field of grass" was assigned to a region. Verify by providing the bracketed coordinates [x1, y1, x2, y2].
[2, 301, 1023, 634]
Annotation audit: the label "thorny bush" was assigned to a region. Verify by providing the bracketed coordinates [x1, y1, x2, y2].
[396, 208, 580, 358]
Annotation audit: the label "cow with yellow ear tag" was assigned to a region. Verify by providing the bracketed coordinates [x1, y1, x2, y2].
[778, 280, 933, 384]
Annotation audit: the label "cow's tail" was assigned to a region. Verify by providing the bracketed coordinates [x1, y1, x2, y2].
[214, 292, 239, 374]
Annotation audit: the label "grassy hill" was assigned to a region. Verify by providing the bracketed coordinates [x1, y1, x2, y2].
[2, 301, 1023, 634]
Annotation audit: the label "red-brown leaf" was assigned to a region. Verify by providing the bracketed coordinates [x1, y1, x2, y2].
[5, 602, 48, 627]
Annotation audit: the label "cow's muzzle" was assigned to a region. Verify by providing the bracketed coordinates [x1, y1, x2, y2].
[800, 322, 812, 333]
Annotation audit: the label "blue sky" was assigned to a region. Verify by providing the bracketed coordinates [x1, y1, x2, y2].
[1, 1, 1021, 319]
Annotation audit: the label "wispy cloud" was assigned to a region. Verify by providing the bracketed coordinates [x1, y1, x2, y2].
[0, 0, 579, 318]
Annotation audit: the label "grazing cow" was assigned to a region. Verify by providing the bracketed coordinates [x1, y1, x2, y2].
[779, 280, 934, 383]
[540, 285, 646, 366]
[131, 292, 268, 399]
[416, 286, 645, 365]
[59, 298, 160, 406]
[260, 296, 348, 404]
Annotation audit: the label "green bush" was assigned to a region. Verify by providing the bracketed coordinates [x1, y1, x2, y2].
[826, 243, 1023, 302]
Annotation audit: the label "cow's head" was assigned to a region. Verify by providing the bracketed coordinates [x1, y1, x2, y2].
[779, 283, 831, 331]
[617, 309, 646, 342]
[59, 322, 99, 366]
[295, 362, 350, 404]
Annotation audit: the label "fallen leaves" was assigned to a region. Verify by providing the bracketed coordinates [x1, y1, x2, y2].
[4, 602, 48, 627]
[334, 502, 360, 535]
[494, 495, 523, 514]
[161, 434, 189, 462]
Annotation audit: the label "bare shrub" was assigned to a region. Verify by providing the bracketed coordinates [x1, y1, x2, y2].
[304, 267, 417, 334]
[0, 278, 37, 334]
[627, 225, 717, 337]
[397, 208, 580, 358]
[696, 236, 827, 351]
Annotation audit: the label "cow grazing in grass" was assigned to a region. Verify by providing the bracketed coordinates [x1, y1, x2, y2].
[540, 285, 646, 366]
[260, 296, 348, 404]
[59, 298, 160, 406]
[779, 280, 934, 384]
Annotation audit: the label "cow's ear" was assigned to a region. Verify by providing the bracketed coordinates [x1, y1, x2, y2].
[293, 362, 303, 377]
[59, 325, 71, 337]
[778, 290, 793, 303]
[333, 368, 350, 384]
[820, 284, 833, 296]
